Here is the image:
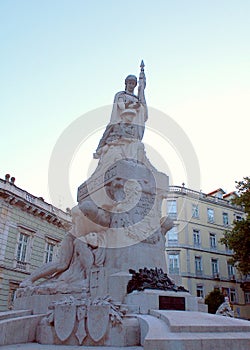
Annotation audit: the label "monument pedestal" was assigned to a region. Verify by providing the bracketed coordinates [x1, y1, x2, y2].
[125, 289, 199, 314]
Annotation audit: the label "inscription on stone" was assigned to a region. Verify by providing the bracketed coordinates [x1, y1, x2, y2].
[159, 296, 185, 311]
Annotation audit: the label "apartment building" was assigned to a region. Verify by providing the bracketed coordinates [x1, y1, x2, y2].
[0, 174, 71, 311]
[165, 185, 250, 319]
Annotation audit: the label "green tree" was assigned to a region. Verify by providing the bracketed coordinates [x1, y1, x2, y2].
[220, 177, 250, 276]
[205, 289, 224, 314]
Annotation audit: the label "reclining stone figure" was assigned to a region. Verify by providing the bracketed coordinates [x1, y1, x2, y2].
[20, 202, 109, 288]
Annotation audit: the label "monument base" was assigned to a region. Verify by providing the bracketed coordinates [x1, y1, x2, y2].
[125, 289, 199, 314]
[37, 315, 140, 347]
[2, 297, 250, 348]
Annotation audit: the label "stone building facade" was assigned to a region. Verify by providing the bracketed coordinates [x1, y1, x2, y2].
[0, 175, 71, 311]
[165, 185, 250, 319]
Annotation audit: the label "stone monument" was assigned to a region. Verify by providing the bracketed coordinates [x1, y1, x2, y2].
[1, 62, 250, 349]
[18, 61, 173, 298]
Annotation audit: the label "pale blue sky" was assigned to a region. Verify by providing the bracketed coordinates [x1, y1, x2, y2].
[0, 0, 249, 209]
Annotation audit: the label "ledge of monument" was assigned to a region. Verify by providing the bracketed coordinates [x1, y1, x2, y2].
[150, 310, 250, 333]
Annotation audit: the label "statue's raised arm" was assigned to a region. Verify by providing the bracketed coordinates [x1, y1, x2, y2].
[138, 60, 147, 120]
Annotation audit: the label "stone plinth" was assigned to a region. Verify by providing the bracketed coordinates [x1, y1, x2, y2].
[108, 272, 132, 302]
[125, 289, 198, 314]
[14, 293, 82, 314]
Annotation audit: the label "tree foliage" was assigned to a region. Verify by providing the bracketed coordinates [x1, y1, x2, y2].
[205, 289, 224, 314]
[220, 177, 250, 276]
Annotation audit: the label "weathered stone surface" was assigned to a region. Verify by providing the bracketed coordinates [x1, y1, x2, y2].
[138, 312, 250, 350]
[87, 305, 110, 342]
[150, 310, 250, 333]
[14, 293, 82, 314]
[54, 303, 76, 341]
[0, 314, 45, 346]
[75, 305, 87, 344]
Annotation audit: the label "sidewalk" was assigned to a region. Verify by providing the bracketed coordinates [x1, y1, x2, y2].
[0, 344, 142, 350]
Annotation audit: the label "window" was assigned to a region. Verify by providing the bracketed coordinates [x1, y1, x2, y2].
[44, 242, 55, 263]
[167, 200, 177, 220]
[227, 262, 235, 278]
[195, 256, 202, 274]
[193, 229, 201, 246]
[8, 281, 19, 310]
[16, 233, 29, 263]
[192, 204, 199, 218]
[196, 285, 204, 298]
[44, 237, 59, 263]
[222, 288, 237, 303]
[207, 208, 214, 223]
[222, 287, 229, 298]
[245, 292, 250, 304]
[211, 258, 219, 276]
[167, 227, 178, 246]
[168, 254, 180, 275]
[223, 212, 229, 226]
[209, 233, 217, 248]
[230, 289, 236, 303]
[14, 226, 34, 271]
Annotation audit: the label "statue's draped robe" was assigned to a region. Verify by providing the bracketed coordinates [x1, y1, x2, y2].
[95, 91, 147, 156]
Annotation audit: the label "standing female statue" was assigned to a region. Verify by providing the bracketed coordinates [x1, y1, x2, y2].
[94, 61, 147, 159]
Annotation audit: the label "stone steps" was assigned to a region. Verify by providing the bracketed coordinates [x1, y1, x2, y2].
[144, 331, 250, 350]
[151, 309, 250, 333]
[0, 313, 45, 346]
[0, 345, 143, 350]
[137, 314, 171, 343]
[137, 310, 250, 350]
[0, 309, 32, 321]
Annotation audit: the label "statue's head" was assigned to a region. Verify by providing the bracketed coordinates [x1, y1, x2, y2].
[125, 75, 137, 87]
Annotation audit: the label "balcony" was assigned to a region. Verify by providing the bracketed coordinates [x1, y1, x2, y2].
[169, 268, 180, 275]
[195, 270, 203, 277]
[213, 273, 220, 280]
[167, 239, 178, 247]
[15, 260, 28, 271]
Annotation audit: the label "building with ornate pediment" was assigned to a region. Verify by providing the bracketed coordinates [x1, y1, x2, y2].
[0, 174, 71, 311]
[165, 186, 250, 320]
